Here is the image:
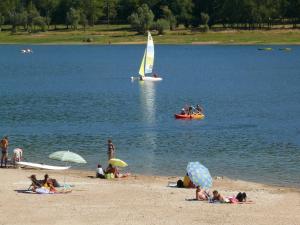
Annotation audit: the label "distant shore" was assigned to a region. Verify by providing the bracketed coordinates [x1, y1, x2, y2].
[0, 167, 299, 225]
[1, 25, 300, 45]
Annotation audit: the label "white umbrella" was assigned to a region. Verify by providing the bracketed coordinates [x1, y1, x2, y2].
[49, 150, 87, 188]
[49, 151, 87, 164]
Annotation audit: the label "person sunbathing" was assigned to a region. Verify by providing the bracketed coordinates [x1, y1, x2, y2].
[42, 174, 60, 187]
[29, 174, 43, 191]
[105, 164, 130, 178]
[196, 186, 210, 200]
[212, 190, 227, 202]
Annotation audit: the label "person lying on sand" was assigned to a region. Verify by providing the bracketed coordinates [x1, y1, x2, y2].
[196, 186, 210, 200]
[212, 190, 226, 202]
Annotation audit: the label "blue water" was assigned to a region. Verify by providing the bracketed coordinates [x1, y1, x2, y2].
[0, 45, 299, 187]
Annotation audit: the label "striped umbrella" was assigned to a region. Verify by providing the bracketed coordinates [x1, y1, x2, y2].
[186, 162, 212, 189]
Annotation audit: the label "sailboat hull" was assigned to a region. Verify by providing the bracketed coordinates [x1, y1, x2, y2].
[142, 76, 163, 81]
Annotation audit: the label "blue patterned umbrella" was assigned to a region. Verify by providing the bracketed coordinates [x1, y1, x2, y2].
[186, 162, 212, 189]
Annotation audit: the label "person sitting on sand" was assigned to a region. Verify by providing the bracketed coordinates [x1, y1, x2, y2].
[183, 173, 196, 188]
[196, 186, 210, 200]
[42, 174, 60, 188]
[106, 164, 118, 177]
[29, 174, 42, 191]
[96, 164, 105, 179]
[105, 164, 130, 178]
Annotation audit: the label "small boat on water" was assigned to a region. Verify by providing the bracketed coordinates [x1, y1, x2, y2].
[21, 49, 33, 54]
[174, 113, 205, 120]
[258, 47, 273, 51]
[131, 31, 162, 81]
[279, 48, 292, 51]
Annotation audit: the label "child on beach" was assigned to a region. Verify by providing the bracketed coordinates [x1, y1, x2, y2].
[96, 164, 105, 179]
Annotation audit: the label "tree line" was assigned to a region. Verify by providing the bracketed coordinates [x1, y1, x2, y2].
[0, 0, 300, 33]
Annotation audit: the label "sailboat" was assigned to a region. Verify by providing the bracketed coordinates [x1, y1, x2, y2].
[131, 31, 162, 81]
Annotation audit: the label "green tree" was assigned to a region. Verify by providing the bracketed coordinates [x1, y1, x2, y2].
[161, 5, 176, 30]
[66, 7, 80, 30]
[285, 0, 300, 27]
[35, 0, 59, 29]
[0, 13, 4, 31]
[200, 12, 209, 32]
[9, 11, 20, 33]
[33, 16, 46, 31]
[170, 0, 194, 27]
[79, 12, 88, 31]
[27, 3, 40, 32]
[81, 0, 103, 26]
[19, 10, 28, 31]
[128, 4, 154, 34]
[156, 18, 169, 34]
[118, 0, 139, 22]
[103, 0, 119, 24]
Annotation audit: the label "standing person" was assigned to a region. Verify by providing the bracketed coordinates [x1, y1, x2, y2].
[0, 136, 9, 168]
[107, 139, 115, 160]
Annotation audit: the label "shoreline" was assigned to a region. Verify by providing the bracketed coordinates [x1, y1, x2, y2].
[10, 165, 300, 191]
[1, 42, 300, 45]
[1, 167, 299, 225]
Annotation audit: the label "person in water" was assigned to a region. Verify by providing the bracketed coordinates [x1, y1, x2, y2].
[153, 73, 158, 78]
[0, 136, 9, 168]
[107, 139, 115, 160]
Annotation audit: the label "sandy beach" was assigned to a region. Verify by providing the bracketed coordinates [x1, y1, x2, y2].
[0, 167, 299, 225]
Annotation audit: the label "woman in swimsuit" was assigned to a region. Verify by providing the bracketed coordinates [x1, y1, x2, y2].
[107, 139, 115, 160]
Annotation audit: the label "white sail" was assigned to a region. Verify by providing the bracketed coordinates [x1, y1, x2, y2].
[139, 50, 146, 76]
[145, 31, 154, 74]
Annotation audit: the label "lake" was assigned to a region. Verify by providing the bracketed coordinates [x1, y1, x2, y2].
[0, 44, 299, 187]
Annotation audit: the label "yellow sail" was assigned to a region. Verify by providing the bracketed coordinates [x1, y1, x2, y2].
[139, 50, 146, 77]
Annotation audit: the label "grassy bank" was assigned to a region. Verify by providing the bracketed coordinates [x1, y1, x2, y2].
[1, 24, 300, 45]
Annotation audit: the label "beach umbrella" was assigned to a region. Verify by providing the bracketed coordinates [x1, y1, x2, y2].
[108, 158, 128, 167]
[186, 162, 212, 189]
[49, 151, 87, 164]
[49, 151, 86, 188]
